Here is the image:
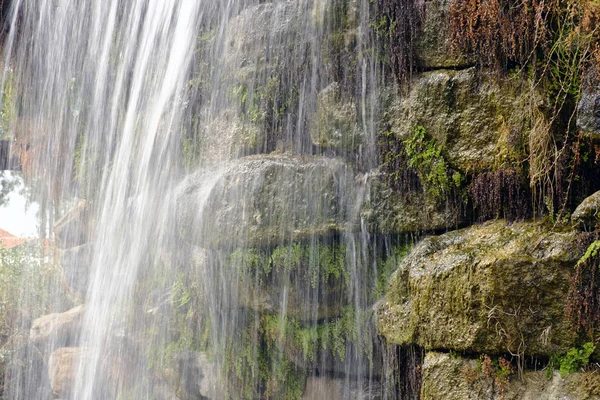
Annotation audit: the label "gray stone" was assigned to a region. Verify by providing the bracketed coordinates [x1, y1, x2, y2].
[167, 351, 218, 400]
[310, 82, 361, 153]
[389, 68, 534, 172]
[60, 244, 92, 298]
[360, 171, 464, 234]
[577, 69, 600, 138]
[303, 377, 343, 400]
[177, 155, 354, 248]
[188, 109, 258, 166]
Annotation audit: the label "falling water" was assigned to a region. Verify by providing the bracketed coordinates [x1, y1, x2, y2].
[0, 0, 412, 399]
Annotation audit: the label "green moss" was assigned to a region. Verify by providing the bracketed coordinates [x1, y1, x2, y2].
[404, 125, 464, 199]
[228, 243, 348, 290]
[262, 306, 370, 363]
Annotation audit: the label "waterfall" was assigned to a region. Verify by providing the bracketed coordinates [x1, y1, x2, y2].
[0, 0, 402, 399]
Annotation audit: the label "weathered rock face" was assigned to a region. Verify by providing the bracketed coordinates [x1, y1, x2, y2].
[421, 352, 600, 400]
[572, 190, 600, 231]
[310, 82, 360, 153]
[54, 201, 94, 249]
[577, 69, 600, 139]
[48, 347, 89, 398]
[377, 220, 583, 357]
[223, 2, 304, 86]
[29, 305, 84, 350]
[189, 109, 259, 166]
[416, 0, 473, 69]
[60, 244, 92, 298]
[388, 68, 532, 172]
[177, 155, 355, 248]
[360, 172, 464, 234]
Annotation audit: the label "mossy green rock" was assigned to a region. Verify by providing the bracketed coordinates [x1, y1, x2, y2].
[388, 68, 532, 172]
[421, 352, 600, 400]
[360, 171, 464, 234]
[377, 220, 583, 356]
[310, 82, 360, 153]
[177, 155, 354, 248]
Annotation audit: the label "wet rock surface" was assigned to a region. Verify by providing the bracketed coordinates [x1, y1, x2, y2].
[177, 155, 355, 248]
[416, 0, 473, 69]
[388, 68, 532, 173]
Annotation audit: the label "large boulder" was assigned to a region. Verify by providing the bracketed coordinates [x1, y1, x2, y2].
[421, 352, 600, 400]
[572, 190, 600, 231]
[177, 155, 355, 248]
[388, 68, 533, 173]
[377, 220, 584, 357]
[29, 305, 84, 351]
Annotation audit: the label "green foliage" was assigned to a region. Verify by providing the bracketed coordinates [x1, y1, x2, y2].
[0, 71, 15, 140]
[404, 126, 463, 199]
[0, 244, 69, 342]
[262, 306, 370, 363]
[577, 240, 600, 268]
[547, 342, 595, 378]
[221, 314, 306, 400]
[230, 248, 272, 282]
[229, 243, 348, 289]
[374, 245, 409, 299]
[0, 172, 20, 208]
